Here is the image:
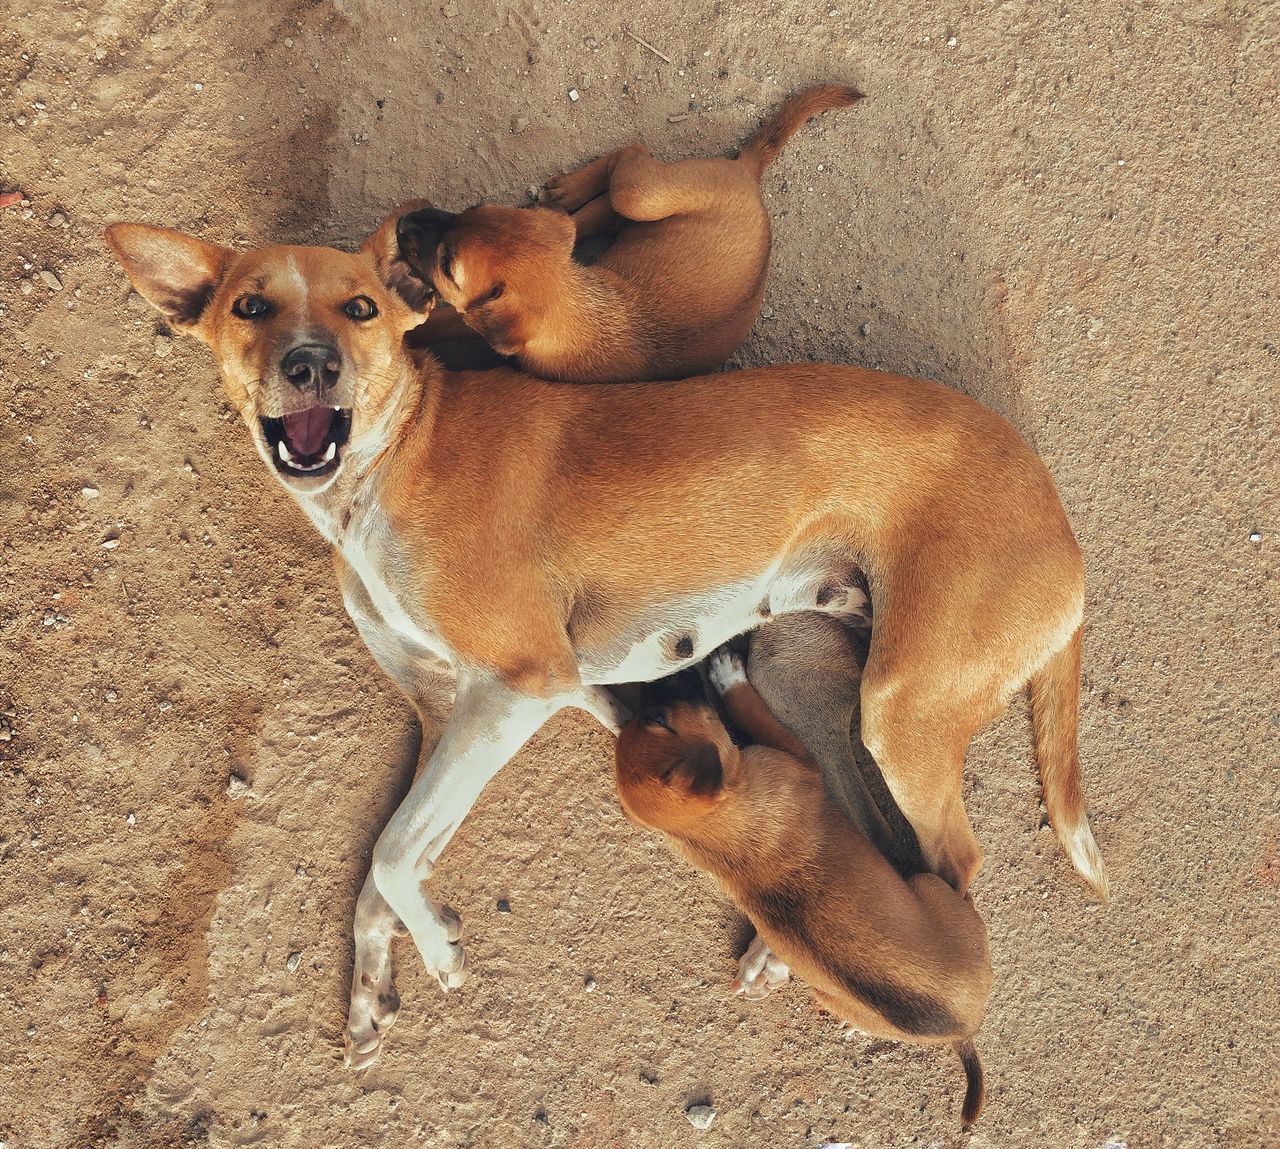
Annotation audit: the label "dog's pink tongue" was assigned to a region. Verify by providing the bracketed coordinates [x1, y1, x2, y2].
[283, 406, 335, 456]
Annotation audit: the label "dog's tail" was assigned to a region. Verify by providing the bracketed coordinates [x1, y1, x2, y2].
[1030, 626, 1111, 902]
[738, 84, 863, 175]
[954, 1038, 986, 1125]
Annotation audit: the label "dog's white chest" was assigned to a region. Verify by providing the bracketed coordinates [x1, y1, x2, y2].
[340, 506, 451, 664]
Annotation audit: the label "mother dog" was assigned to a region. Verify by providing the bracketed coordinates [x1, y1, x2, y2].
[106, 211, 1108, 1067]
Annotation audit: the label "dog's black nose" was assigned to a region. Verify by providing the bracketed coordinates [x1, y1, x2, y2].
[280, 344, 341, 392]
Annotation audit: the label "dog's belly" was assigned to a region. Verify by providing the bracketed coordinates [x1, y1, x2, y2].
[574, 562, 871, 686]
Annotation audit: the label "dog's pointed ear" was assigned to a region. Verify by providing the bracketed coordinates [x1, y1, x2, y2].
[358, 200, 443, 313]
[104, 223, 232, 333]
[668, 742, 724, 798]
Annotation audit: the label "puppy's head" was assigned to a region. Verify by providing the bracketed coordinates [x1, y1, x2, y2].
[104, 209, 436, 497]
[614, 670, 738, 835]
[396, 203, 575, 358]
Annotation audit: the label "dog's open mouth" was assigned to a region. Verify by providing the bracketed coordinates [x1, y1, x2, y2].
[259, 407, 352, 480]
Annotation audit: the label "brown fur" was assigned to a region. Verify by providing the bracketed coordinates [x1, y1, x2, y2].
[395, 84, 862, 383]
[614, 659, 993, 1123]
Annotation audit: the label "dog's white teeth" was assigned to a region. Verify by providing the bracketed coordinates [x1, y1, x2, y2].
[332, 406, 342, 413]
[323, 441, 337, 462]
[278, 439, 294, 463]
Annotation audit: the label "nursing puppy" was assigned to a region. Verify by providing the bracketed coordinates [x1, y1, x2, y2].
[615, 649, 993, 1124]
[395, 84, 862, 382]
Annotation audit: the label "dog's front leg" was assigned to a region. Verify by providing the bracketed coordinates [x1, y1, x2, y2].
[367, 672, 563, 973]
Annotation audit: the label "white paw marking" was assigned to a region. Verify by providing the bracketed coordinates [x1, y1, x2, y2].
[732, 934, 790, 999]
[708, 646, 748, 695]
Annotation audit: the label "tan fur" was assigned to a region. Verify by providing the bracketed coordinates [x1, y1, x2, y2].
[614, 657, 993, 1123]
[395, 85, 862, 382]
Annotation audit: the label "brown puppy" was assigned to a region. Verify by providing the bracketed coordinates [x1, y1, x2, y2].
[615, 648, 994, 1124]
[395, 84, 862, 382]
[104, 217, 1107, 1069]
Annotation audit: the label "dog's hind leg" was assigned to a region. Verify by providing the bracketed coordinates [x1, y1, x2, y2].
[545, 151, 621, 211]
[568, 193, 626, 240]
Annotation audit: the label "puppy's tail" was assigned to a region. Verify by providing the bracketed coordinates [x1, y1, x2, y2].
[738, 84, 864, 175]
[954, 1039, 985, 1125]
[1030, 626, 1111, 902]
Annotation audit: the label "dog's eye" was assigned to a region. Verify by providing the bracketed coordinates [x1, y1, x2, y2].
[232, 294, 270, 320]
[343, 296, 378, 321]
[641, 710, 672, 731]
[438, 249, 454, 282]
[479, 283, 505, 304]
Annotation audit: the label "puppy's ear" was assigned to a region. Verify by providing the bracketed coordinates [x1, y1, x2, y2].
[667, 742, 724, 798]
[395, 205, 458, 280]
[104, 223, 232, 334]
[358, 200, 440, 312]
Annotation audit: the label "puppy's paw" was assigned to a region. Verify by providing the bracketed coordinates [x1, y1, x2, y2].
[707, 646, 748, 696]
[731, 934, 790, 1000]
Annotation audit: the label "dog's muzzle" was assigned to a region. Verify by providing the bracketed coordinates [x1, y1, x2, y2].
[259, 405, 352, 480]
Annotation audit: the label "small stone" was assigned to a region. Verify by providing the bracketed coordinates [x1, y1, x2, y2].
[154, 335, 172, 358]
[283, 37, 294, 47]
[192, 81, 204, 90]
[496, 898, 511, 913]
[38, 270, 63, 292]
[568, 88, 580, 101]
[125, 812, 135, 826]
[760, 305, 774, 319]
[859, 322, 871, 336]
[101, 537, 120, 549]
[50, 212, 67, 228]
[947, 35, 958, 46]
[584, 976, 597, 993]
[685, 1104, 717, 1130]
[527, 184, 540, 202]
[511, 115, 529, 133]
[126, 292, 148, 313]
[286, 951, 302, 972]
[227, 774, 253, 799]
[0, 719, 12, 742]
[1249, 531, 1262, 543]
[104, 689, 118, 703]
[442, 1, 459, 14]
[19, 280, 33, 295]
[158, 700, 172, 712]
[81, 485, 99, 498]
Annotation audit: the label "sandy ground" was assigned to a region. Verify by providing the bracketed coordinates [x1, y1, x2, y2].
[3, 1, 1278, 1146]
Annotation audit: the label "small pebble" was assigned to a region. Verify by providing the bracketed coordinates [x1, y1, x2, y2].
[38, 270, 63, 292]
[685, 1104, 717, 1130]
[568, 88, 580, 101]
[286, 951, 302, 972]
[1249, 531, 1262, 543]
[859, 322, 871, 336]
[227, 774, 253, 799]
[192, 81, 204, 90]
[760, 305, 774, 319]
[126, 812, 135, 826]
[947, 35, 958, 46]
[105, 689, 118, 702]
[442, 1, 459, 14]
[101, 537, 120, 549]
[496, 898, 511, 913]
[512, 115, 529, 133]
[0, 719, 13, 742]
[50, 212, 67, 228]
[126, 292, 148, 313]
[154, 335, 172, 358]
[19, 280, 33, 295]
[584, 976, 597, 993]
[81, 485, 99, 498]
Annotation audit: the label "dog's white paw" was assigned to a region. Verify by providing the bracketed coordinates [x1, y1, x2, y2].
[731, 933, 790, 1000]
[420, 901, 469, 992]
[707, 646, 748, 695]
[343, 902, 465, 1070]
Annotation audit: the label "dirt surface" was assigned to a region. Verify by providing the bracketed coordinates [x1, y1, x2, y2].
[3, 2, 1277, 1147]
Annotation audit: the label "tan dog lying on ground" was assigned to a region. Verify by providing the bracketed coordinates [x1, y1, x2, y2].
[394, 84, 862, 382]
[104, 210, 1107, 1069]
[615, 648, 993, 1124]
